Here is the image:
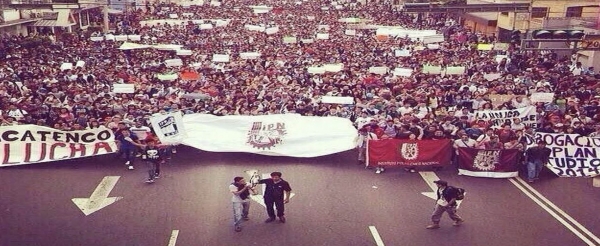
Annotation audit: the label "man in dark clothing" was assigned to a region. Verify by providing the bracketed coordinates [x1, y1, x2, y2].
[258, 172, 292, 223]
[525, 140, 552, 183]
[116, 129, 139, 170]
[426, 180, 464, 229]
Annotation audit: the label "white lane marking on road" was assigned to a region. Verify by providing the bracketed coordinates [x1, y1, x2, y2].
[510, 178, 600, 246]
[418, 171, 439, 200]
[368, 226, 385, 246]
[72, 176, 123, 216]
[515, 177, 600, 244]
[593, 176, 600, 187]
[167, 230, 179, 246]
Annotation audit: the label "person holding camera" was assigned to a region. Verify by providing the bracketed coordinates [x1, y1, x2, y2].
[230, 177, 256, 232]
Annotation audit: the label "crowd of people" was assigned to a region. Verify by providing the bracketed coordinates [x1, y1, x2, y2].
[1, 0, 599, 158]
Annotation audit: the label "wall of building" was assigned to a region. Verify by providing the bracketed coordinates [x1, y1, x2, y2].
[463, 19, 497, 35]
[2, 9, 21, 22]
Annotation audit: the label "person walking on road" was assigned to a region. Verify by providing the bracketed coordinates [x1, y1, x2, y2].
[259, 172, 292, 224]
[525, 140, 552, 183]
[230, 177, 256, 232]
[426, 180, 464, 229]
[125, 138, 173, 183]
[116, 129, 139, 170]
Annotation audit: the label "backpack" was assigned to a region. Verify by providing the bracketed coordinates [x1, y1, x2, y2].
[452, 186, 466, 200]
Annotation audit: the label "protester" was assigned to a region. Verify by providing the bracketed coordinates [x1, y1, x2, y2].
[230, 176, 256, 232]
[115, 129, 139, 170]
[524, 140, 552, 183]
[426, 180, 464, 229]
[258, 172, 292, 223]
[127, 138, 172, 183]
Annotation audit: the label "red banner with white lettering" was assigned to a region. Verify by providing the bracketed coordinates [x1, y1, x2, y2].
[366, 139, 452, 167]
[457, 148, 521, 178]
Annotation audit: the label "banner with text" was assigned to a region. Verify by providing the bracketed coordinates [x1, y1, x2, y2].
[366, 139, 452, 167]
[181, 114, 357, 157]
[474, 106, 537, 129]
[150, 111, 187, 144]
[0, 125, 117, 167]
[457, 148, 520, 178]
[530, 133, 600, 177]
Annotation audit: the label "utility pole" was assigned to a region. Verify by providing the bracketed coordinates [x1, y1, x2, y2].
[103, 1, 109, 33]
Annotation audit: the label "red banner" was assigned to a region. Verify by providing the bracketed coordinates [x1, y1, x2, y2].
[367, 139, 452, 167]
[457, 148, 521, 178]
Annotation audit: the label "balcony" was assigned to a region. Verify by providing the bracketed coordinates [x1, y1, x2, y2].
[7, 0, 80, 9]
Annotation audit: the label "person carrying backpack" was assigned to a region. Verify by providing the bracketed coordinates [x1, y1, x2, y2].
[426, 180, 465, 229]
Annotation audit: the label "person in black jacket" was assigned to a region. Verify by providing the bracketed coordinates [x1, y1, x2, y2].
[259, 172, 292, 223]
[525, 140, 552, 183]
[426, 180, 464, 229]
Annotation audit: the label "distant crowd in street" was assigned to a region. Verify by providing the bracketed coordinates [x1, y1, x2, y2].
[1, 0, 599, 152]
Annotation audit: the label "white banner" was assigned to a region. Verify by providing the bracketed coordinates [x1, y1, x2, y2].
[150, 112, 187, 144]
[0, 125, 117, 167]
[181, 114, 357, 157]
[422, 34, 444, 44]
[113, 84, 135, 93]
[530, 133, 600, 177]
[321, 96, 354, 104]
[474, 106, 537, 129]
[530, 92, 555, 103]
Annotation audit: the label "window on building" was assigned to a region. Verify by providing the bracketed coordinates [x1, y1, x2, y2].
[501, 12, 508, 16]
[531, 7, 548, 18]
[565, 6, 583, 18]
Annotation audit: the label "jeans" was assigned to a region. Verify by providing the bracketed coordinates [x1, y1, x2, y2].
[232, 201, 250, 226]
[146, 161, 161, 180]
[118, 148, 135, 166]
[264, 197, 285, 218]
[527, 161, 543, 181]
[431, 204, 462, 224]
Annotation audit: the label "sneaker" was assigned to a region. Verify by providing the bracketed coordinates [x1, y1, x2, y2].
[125, 161, 130, 165]
[234, 226, 242, 232]
[426, 224, 440, 229]
[410, 169, 416, 173]
[145, 179, 155, 184]
[265, 217, 276, 223]
[128, 166, 134, 170]
[243, 217, 249, 221]
[154, 174, 160, 179]
[172, 149, 177, 154]
[279, 216, 286, 223]
[375, 169, 381, 174]
[528, 179, 534, 183]
[453, 219, 464, 226]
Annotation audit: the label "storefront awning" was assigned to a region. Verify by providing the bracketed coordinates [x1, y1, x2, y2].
[32, 19, 76, 27]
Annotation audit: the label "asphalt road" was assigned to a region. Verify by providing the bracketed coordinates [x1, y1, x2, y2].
[1, 147, 599, 246]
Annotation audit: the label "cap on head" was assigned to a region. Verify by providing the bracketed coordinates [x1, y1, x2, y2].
[434, 180, 448, 186]
[537, 140, 547, 145]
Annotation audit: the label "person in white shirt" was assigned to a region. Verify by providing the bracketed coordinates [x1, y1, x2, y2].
[130, 121, 152, 141]
[453, 134, 477, 165]
[397, 103, 414, 116]
[511, 95, 531, 109]
[357, 125, 378, 166]
[510, 118, 526, 131]
[229, 176, 256, 232]
[6, 104, 27, 121]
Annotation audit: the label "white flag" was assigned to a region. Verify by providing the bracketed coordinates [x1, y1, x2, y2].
[150, 112, 187, 144]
